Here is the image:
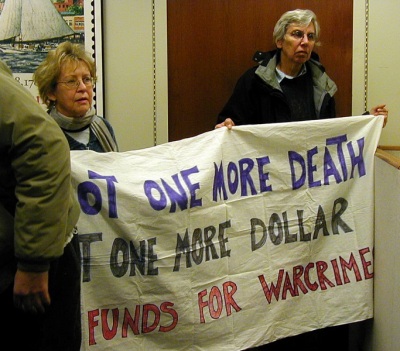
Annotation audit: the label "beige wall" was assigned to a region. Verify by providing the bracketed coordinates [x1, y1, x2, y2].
[103, 0, 398, 152]
[370, 151, 400, 350]
[353, 0, 399, 147]
[102, 0, 168, 152]
[101, 2, 399, 349]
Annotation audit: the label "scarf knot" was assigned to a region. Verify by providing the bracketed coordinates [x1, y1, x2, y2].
[49, 107, 96, 131]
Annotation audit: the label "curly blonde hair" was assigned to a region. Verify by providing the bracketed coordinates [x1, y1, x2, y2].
[33, 41, 97, 108]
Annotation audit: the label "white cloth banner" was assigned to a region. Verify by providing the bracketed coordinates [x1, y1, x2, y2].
[72, 115, 383, 351]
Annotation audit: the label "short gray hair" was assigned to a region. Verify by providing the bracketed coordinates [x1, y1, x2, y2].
[273, 9, 321, 46]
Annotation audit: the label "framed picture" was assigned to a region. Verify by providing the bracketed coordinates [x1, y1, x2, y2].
[0, 0, 104, 116]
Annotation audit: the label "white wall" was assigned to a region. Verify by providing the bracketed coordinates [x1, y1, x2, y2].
[103, 1, 398, 151]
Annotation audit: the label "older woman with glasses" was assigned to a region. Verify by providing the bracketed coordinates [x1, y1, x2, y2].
[34, 41, 118, 152]
[215, 8, 386, 351]
[215, 8, 388, 129]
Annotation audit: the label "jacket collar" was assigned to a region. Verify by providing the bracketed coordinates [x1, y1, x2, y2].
[254, 49, 337, 96]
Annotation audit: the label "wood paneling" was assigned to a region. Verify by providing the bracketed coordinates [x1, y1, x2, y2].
[167, 0, 353, 142]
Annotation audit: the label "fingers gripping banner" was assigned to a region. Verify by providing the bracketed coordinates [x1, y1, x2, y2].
[72, 115, 383, 351]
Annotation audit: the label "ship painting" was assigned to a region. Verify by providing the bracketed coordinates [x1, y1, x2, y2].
[0, 0, 82, 72]
[0, 0, 75, 53]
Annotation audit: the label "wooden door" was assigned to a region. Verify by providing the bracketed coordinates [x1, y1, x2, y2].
[167, 0, 353, 142]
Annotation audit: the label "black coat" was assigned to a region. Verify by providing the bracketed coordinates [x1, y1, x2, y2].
[217, 50, 337, 126]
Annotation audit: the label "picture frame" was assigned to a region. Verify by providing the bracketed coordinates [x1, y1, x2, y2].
[0, 0, 104, 116]
[86, 0, 104, 116]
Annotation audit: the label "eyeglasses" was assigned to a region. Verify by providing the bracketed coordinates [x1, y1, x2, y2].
[57, 77, 94, 89]
[288, 30, 316, 42]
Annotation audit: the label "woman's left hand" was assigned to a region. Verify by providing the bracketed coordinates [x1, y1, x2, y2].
[370, 104, 388, 128]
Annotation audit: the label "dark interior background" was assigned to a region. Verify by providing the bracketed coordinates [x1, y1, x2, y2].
[167, 0, 353, 142]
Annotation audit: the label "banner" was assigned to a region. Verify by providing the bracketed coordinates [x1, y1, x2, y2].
[72, 115, 383, 350]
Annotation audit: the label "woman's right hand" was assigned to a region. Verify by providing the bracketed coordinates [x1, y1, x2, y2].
[215, 118, 235, 130]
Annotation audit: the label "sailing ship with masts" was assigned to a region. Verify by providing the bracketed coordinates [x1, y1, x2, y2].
[0, 0, 76, 53]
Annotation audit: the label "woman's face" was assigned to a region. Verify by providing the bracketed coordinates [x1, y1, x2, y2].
[276, 22, 316, 66]
[49, 60, 93, 118]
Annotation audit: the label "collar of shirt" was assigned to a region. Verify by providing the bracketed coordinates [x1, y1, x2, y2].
[275, 64, 307, 83]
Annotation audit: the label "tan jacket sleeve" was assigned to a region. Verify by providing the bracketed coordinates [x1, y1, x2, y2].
[0, 60, 80, 272]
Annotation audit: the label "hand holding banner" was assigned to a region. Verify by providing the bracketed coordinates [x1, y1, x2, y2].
[72, 115, 383, 350]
